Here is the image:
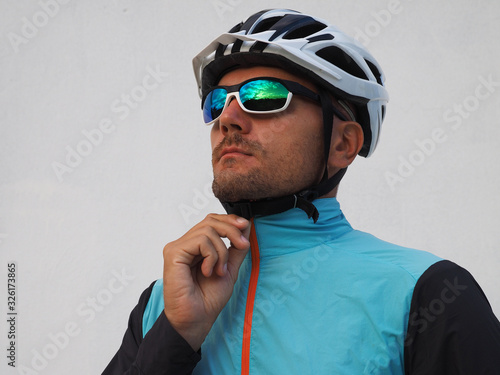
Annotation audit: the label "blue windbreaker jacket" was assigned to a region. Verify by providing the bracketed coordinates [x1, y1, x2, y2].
[143, 198, 441, 374]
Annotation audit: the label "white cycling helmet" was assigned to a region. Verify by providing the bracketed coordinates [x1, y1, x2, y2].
[193, 8, 389, 157]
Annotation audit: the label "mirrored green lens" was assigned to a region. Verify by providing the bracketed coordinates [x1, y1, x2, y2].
[203, 88, 227, 123]
[240, 80, 289, 111]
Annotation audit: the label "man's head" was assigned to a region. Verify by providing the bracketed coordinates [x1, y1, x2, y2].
[193, 9, 388, 220]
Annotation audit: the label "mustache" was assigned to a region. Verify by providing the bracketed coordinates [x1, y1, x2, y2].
[212, 134, 264, 160]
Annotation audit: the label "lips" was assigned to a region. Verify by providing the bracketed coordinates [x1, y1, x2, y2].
[219, 146, 252, 159]
[212, 134, 262, 163]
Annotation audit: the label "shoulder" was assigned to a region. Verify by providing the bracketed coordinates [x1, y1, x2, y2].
[405, 260, 500, 374]
[332, 229, 443, 281]
[408, 260, 496, 321]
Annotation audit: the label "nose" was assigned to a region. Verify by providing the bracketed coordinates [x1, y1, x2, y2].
[217, 96, 250, 136]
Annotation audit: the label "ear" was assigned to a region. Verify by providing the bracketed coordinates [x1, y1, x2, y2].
[327, 121, 364, 170]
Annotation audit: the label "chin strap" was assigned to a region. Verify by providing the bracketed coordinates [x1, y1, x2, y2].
[222, 88, 348, 223]
[222, 167, 346, 222]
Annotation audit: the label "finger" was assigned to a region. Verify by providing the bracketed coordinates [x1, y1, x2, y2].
[166, 214, 250, 277]
[198, 214, 250, 242]
[202, 216, 250, 275]
[226, 221, 252, 280]
[206, 215, 250, 251]
[196, 233, 221, 278]
[240, 218, 251, 241]
[164, 228, 221, 276]
[199, 226, 231, 277]
[227, 215, 251, 232]
[190, 226, 233, 278]
[190, 219, 249, 277]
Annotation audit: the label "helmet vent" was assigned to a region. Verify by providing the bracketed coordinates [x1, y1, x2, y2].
[215, 43, 227, 58]
[231, 39, 244, 53]
[249, 41, 269, 53]
[365, 59, 383, 85]
[282, 21, 327, 40]
[316, 46, 368, 81]
[308, 34, 334, 43]
[252, 16, 284, 34]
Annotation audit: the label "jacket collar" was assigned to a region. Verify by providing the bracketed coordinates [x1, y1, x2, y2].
[252, 197, 352, 257]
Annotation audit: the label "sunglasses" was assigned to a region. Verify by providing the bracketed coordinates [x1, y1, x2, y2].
[201, 77, 321, 125]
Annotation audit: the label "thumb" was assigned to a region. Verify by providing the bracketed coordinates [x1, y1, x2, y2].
[226, 221, 252, 282]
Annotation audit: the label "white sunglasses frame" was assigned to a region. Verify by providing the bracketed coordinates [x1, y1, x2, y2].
[201, 77, 320, 125]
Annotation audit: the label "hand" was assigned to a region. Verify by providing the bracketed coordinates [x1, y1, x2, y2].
[162, 214, 251, 351]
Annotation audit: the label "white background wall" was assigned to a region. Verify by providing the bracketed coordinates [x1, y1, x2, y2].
[1, 0, 499, 373]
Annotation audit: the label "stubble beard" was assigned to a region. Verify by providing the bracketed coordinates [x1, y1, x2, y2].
[212, 133, 272, 202]
[212, 133, 323, 203]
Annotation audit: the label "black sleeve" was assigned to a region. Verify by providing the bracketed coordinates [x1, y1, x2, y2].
[404, 260, 500, 375]
[102, 281, 201, 375]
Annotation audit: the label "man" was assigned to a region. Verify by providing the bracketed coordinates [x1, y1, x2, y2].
[103, 9, 500, 374]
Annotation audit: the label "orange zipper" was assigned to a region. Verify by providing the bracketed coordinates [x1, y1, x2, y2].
[241, 220, 260, 375]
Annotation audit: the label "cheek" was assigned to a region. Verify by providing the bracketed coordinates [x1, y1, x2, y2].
[258, 113, 322, 160]
[257, 116, 288, 142]
[266, 117, 288, 134]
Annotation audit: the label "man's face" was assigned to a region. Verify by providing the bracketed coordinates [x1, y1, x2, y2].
[210, 66, 325, 202]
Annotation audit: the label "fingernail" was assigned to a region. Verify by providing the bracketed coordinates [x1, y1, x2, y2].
[241, 235, 250, 244]
[223, 263, 227, 274]
[236, 217, 248, 224]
